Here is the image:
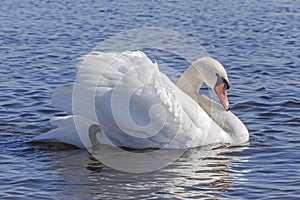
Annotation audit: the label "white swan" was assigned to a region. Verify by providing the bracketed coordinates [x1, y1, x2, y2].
[32, 51, 249, 149]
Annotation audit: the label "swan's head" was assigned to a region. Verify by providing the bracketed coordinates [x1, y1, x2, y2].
[192, 57, 231, 111]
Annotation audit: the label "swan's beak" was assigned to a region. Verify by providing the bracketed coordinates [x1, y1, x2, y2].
[214, 83, 230, 111]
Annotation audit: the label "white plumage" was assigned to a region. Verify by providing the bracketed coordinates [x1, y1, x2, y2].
[32, 51, 249, 149]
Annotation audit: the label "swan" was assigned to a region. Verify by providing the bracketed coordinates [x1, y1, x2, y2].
[32, 51, 249, 149]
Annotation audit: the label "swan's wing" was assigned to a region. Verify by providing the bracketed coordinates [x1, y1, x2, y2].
[72, 50, 210, 148]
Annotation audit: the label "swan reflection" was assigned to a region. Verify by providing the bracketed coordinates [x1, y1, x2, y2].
[52, 145, 249, 199]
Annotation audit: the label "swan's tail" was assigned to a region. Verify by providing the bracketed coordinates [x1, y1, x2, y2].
[31, 115, 100, 148]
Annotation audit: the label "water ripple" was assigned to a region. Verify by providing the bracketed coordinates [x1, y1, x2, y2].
[0, 0, 299, 199]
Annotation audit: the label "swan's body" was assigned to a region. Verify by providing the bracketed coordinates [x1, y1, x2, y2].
[32, 51, 249, 149]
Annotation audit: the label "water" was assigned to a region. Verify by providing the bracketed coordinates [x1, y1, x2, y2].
[0, 0, 299, 199]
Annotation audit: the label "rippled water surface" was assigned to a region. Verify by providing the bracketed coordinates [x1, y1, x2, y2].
[1, 0, 299, 199]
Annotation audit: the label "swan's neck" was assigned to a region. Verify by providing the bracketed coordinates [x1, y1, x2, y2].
[176, 66, 203, 100]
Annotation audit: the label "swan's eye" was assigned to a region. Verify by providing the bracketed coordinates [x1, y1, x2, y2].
[222, 77, 230, 90]
[224, 80, 230, 90]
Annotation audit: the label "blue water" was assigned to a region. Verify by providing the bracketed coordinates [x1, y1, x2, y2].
[1, 0, 299, 199]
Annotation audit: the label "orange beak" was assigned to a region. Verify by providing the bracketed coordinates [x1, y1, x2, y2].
[214, 83, 230, 111]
